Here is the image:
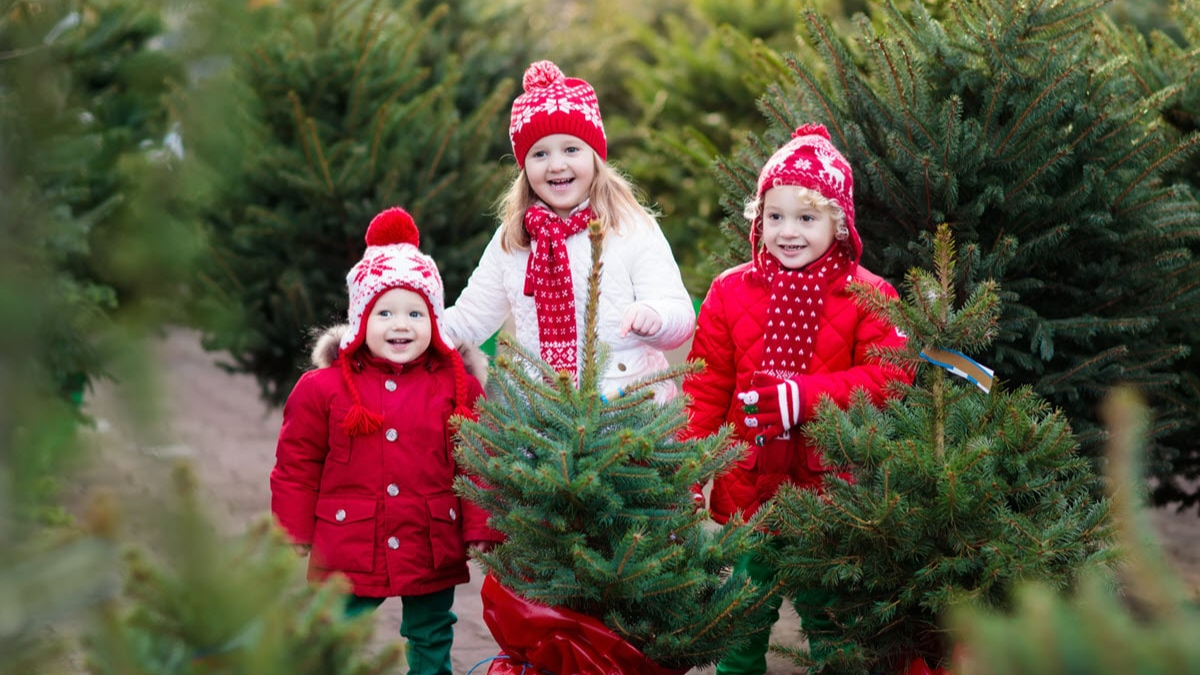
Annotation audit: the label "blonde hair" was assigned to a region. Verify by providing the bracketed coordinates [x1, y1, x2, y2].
[744, 185, 849, 242]
[496, 153, 657, 252]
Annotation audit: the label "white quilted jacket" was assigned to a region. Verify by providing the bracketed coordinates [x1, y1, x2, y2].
[443, 216, 695, 400]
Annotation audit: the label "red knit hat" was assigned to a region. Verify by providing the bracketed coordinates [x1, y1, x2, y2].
[338, 207, 472, 436]
[753, 124, 862, 262]
[509, 60, 607, 168]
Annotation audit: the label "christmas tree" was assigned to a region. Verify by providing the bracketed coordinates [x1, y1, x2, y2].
[763, 226, 1113, 675]
[714, 0, 1200, 492]
[85, 465, 401, 675]
[454, 224, 776, 672]
[196, 0, 516, 406]
[949, 387, 1199, 675]
[1093, 0, 1200, 513]
[0, 0, 207, 411]
[1, 0, 253, 522]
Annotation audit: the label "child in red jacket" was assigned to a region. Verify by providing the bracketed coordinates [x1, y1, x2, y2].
[270, 207, 501, 675]
[683, 124, 910, 675]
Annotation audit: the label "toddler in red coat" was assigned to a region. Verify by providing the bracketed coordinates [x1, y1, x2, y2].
[683, 124, 911, 675]
[270, 206, 501, 675]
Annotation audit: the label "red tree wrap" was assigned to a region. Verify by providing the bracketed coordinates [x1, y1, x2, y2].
[481, 574, 689, 675]
[901, 642, 970, 675]
[902, 657, 947, 675]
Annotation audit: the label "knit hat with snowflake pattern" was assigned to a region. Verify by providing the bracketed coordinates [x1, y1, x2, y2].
[339, 207, 471, 436]
[751, 123, 862, 267]
[509, 60, 607, 168]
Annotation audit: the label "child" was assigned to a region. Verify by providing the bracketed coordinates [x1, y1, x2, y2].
[443, 60, 694, 400]
[682, 124, 911, 675]
[270, 207, 501, 675]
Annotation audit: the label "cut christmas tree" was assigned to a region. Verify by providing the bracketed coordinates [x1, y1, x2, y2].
[763, 225, 1114, 675]
[949, 386, 1200, 675]
[454, 224, 777, 674]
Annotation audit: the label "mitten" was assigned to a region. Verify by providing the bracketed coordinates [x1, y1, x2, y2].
[736, 371, 804, 445]
[689, 482, 706, 513]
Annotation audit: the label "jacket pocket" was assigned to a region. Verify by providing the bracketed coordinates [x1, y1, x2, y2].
[327, 407, 354, 464]
[312, 495, 376, 573]
[426, 494, 467, 570]
[326, 403, 352, 461]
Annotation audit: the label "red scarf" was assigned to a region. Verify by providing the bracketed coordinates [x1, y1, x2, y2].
[758, 244, 855, 378]
[523, 202, 595, 374]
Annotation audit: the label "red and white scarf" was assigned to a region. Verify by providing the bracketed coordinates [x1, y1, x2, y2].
[523, 202, 595, 374]
[758, 244, 855, 378]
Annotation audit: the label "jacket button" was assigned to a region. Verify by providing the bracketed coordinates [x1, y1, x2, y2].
[334, 509, 346, 522]
[617, 362, 627, 371]
[448, 508, 457, 521]
[385, 379, 397, 392]
[385, 428, 398, 442]
[387, 536, 400, 549]
[386, 483, 399, 497]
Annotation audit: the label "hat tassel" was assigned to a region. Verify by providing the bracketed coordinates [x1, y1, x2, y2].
[343, 402, 383, 436]
[340, 354, 383, 436]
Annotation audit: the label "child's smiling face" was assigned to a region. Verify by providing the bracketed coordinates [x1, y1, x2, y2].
[761, 186, 839, 270]
[365, 287, 432, 365]
[523, 133, 596, 219]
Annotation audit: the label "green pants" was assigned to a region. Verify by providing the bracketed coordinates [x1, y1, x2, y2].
[715, 549, 837, 675]
[346, 586, 457, 675]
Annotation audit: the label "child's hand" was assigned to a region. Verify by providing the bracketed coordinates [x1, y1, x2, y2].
[292, 544, 312, 557]
[689, 483, 707, 513]
[468, 540, 496, 554]
[620, 304, 662, 338]
[736, 372, 804, 445]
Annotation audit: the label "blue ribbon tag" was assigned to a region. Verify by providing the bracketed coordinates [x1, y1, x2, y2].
[919, 347, 994, 394]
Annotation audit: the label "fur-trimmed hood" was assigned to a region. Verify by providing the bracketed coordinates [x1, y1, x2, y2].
[309, 324, 489, 386]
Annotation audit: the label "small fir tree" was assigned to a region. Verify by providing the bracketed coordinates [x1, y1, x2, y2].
[714, 0, 1200, 488]
[949, 387, 1199, 675]
[196, 0, 515, 406]
[454, 224, 776, 671]
[86, 466, 401, 675]
[764, 226, 1113, 675]
[0, 498, 121, 675]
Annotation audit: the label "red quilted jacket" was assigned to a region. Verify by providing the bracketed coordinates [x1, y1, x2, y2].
[683, 259, 910, 524]
[271, 327, 500, 597]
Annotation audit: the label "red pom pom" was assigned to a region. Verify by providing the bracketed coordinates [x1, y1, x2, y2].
[523, 60, 564, 92]
[793, 123, 830, 141]
[342, 402, 383, 436]
[365, 207, 419, 248]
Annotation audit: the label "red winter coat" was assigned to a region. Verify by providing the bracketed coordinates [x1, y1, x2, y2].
[271, 326, 500, 597]
[683, 260, 910, 524]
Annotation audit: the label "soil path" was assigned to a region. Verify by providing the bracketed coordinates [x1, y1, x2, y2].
[80, 328, 1200, 674]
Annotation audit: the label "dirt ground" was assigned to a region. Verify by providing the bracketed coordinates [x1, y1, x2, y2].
[78, 327, 1200, 675]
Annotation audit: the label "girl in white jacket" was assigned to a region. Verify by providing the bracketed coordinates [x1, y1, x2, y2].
[443, 60, 694, 400]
